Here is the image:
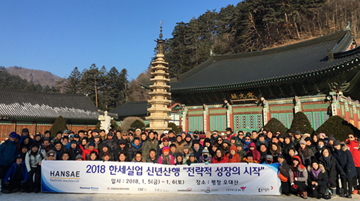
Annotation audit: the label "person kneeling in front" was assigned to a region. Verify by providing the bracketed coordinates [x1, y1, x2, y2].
[2, 154, 28, 193]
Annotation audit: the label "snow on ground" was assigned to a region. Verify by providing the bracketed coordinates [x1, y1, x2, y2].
[0, 193, 359, 201]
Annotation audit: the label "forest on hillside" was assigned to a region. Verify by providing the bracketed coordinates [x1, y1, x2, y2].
[163, 0, 360, 77]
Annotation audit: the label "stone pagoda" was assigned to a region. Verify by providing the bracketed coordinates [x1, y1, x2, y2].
[145, 21, 171, 133]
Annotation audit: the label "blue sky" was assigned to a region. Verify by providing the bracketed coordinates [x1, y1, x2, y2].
[0, 0, 240, 80]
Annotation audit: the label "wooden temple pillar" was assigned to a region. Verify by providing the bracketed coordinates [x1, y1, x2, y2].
[181, 107, 188, 133]
[227, 104, 233, 130]
[262, 98, 270, 126]
[330, 91, 340, 116]
[345, 99, 350, 122]
[294, 96, 301, 113]
[203, 105, 210, 132]
[352, 103, 358, 128]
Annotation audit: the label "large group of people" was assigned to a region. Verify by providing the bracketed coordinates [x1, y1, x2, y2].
[0, 127, 359, 199]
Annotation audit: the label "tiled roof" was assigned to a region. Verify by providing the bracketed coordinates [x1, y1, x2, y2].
[110, 101, 148, 118]
[0, 90, 98, 120]
[170, 30, 360, 91]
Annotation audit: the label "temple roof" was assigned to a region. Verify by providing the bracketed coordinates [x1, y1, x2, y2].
[170, 30, 360, 92]
[0, 90, 99, 121]
[110, 101, 148, 119]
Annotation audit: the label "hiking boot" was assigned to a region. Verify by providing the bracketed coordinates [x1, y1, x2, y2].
[302, 191, 308, 199]
[2, 189, 11, 194]
[352, 190, 358, 194]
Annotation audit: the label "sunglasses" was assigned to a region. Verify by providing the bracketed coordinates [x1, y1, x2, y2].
[217, 139, 223, 141]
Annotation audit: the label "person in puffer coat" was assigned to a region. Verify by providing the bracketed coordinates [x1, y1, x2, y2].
[333, 140, 356, 198]
[25, 142, 45, 193]
[2, 154, 28, 193]
[246, 142, 260, 163]
[226, 145, 241, 163]
[308, 159, 328, 199]
[319, 147, 337, 197]
[289, 155, 308, 199]
[142, 132, 159, 160]
[345, 133, 360, 194]
[278, 154, 290, 195]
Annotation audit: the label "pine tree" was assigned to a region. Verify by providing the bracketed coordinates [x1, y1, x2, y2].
[65, 67, 81, 94]
[49, 116, 68, 138]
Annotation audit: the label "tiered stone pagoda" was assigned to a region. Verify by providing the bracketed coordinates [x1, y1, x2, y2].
[146, 21, 171, 133]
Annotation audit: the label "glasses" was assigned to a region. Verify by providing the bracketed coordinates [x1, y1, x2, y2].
[123, 135, 127, 137]
[217, 139, 223, 142]
[245, 138, 251, 141]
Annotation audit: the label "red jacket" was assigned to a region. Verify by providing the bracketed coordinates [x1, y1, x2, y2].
[226, 145, 241, 162]
[213, 155, 229, 163]
[347, 140, 360, 167]
[246, 142, 260, 163]
[82, 148, 99, 161]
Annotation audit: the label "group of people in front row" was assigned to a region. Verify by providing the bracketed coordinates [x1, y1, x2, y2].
[0, 127, 359, 199]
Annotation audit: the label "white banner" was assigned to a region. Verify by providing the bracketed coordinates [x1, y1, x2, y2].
[41, 161, 281, 195]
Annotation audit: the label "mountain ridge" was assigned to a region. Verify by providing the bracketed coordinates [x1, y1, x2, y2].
[1, 66, 61, 87]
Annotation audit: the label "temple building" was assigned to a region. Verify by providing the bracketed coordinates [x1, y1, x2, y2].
[169, 28, 360, 133]
[0, 90, 99, 140]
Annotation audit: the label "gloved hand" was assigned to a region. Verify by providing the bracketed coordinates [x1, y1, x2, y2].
[21, 180, 27, 185]
[295, 177, 298, 181]
[205, 161, 209, 165]
[292, 184, 298, 190]
[188, 163, 191, 166]
[4, 181, 9, 185]
[340, 172, 346, 177]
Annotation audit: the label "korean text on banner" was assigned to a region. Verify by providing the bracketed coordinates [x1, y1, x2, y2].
[41, 161, 281, 195]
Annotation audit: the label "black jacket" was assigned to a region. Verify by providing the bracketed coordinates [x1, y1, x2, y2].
[333, 145, 356, 179]
[67, 146, 82, 160]
[319, 154, 337, 181]
[308, 164, 328, 187]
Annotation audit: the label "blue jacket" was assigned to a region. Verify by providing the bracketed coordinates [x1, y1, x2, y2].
[0, 140, 18, 166]
[4, 161, 29, 182]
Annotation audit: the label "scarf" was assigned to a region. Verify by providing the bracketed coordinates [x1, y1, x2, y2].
[323, 155, 332, 171]
[161, 154, 171, 165]
[311, 167, 322, 179]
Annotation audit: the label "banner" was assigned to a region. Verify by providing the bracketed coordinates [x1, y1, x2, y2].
[41, 161, 281, 195]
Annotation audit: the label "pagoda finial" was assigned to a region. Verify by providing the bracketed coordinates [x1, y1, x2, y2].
[159, 20, 163, 39]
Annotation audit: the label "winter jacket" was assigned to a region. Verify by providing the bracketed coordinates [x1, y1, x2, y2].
[142, 139, 159, 160]
[246, 142, 260, 163]
[346, 140, 360, 167]
[333, 145, 357, 179]
[146, 156, 158, 163]
[319, 154, 337, 182]
[199, 154, 212, 163]
[278, 160, 290, 182]
[127, 142, 142, 161]
[298, 146, 314, 167]
[173, 140, 186, 153]
[226, 145, 241, 163]
[0, 139, 18, 166]
[192, 146, 203, 161]
[25, 149, 45, 172]
[81, 146, 99, 161]
[102, 138, 117, 152]
[307, 164, 328, 187]
[157, 142, 171, 157]
[158, 154, 175, 165]
[4, 161, 29, 183]
[41, 142, 53, 153]
[212, 155, 228, 163]
[289, 156, 308, 185]
[67, 146, 83, 160]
